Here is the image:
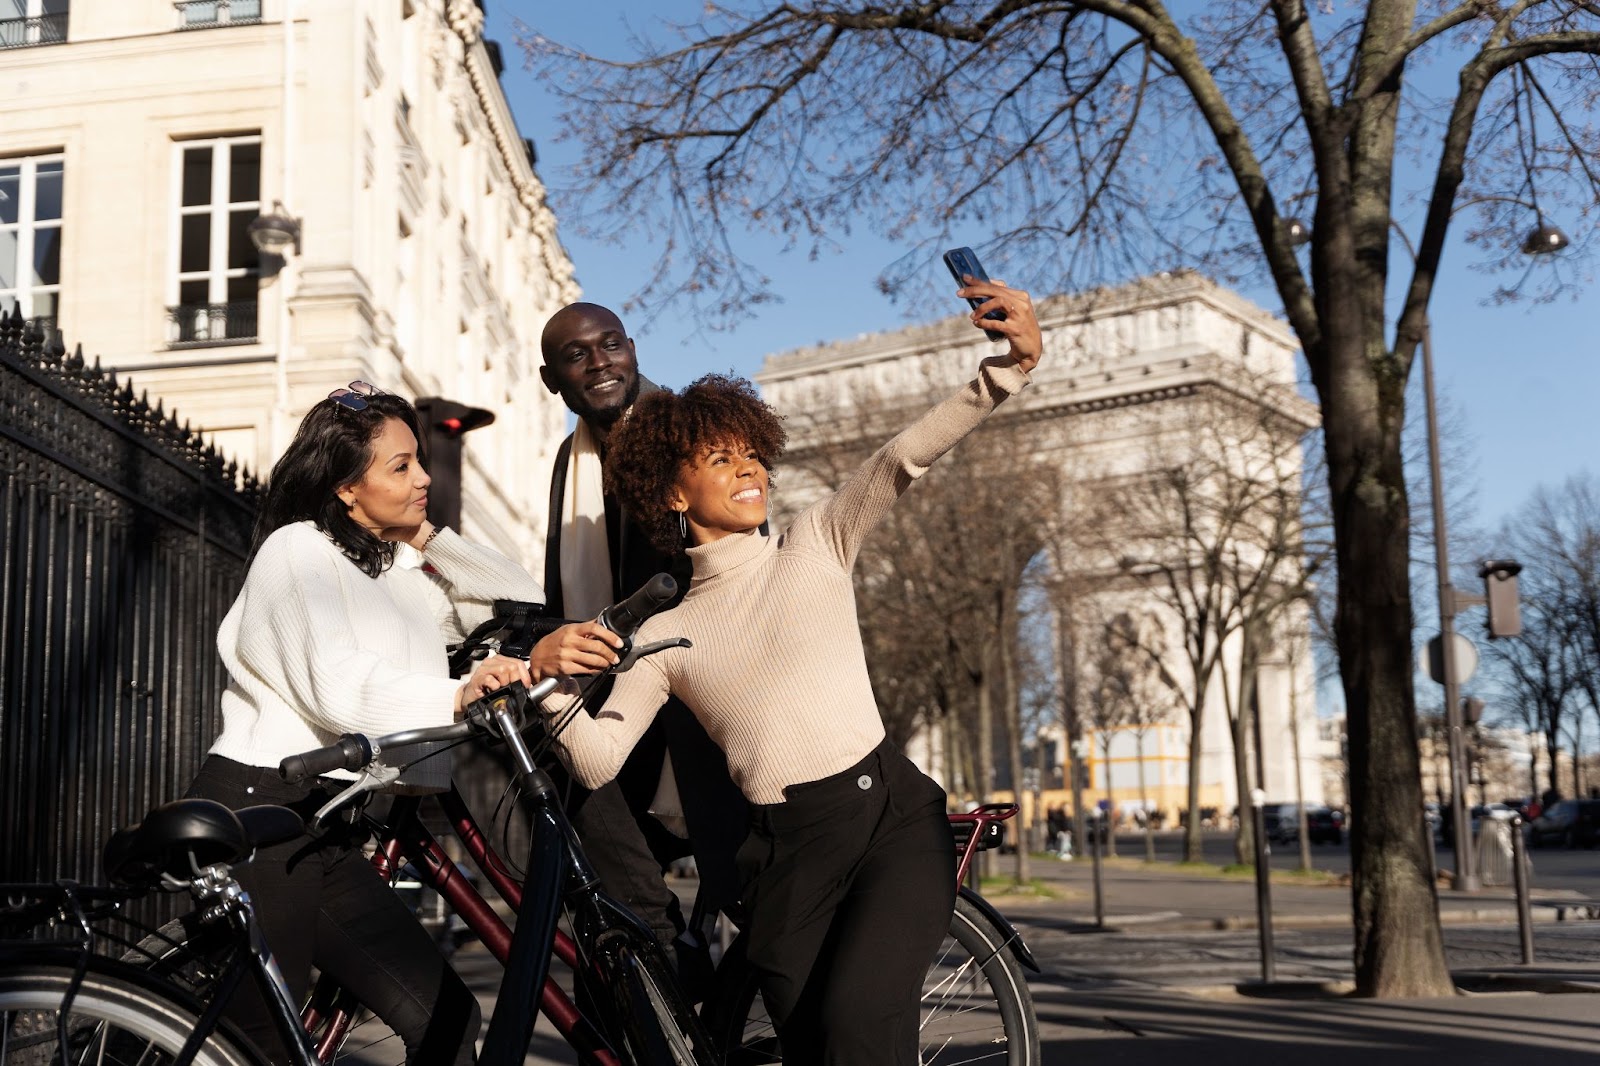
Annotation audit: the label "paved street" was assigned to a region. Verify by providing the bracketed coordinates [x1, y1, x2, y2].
[342, 841, 1600, 1064]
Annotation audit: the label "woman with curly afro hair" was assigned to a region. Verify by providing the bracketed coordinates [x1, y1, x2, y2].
[552, 279, 1043, 1065]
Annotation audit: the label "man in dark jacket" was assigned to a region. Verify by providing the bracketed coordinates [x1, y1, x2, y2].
[539, 302, 746, 982]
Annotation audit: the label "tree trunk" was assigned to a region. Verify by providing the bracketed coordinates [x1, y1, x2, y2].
[1100, 736, 1118, 859]
[1229, 709, 1255, 866]
[1321, 332, 1451, 996]
[1137, 732, 1155, 862]
[1291, 667, 1312, 872]
[1547, 728, 1561, 799]
[999, 602, 1029, 886]
[976, 663, 995, 880]
[1182, 691, 1207, 862]
[1221, 651, 1255, 866]
[1056, 603, 1089, 865]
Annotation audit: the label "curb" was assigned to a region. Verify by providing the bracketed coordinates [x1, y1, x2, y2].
[1052, 903, 1598, 933]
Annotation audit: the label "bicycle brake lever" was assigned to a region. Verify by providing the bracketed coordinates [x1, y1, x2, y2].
[311, 764, 400, 828]
[615, 637, 691, 673]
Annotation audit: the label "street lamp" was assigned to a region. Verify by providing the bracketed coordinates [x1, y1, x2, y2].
[1284, 212, 1563, 890]
[250, 200, 302, 456]
[247, 202, 302, 258]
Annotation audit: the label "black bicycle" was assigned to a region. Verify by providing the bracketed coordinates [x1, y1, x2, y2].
[0, 578, 698, 1066]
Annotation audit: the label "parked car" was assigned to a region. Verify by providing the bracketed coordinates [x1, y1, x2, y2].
[1305, 806, 1345, 845]
[1262, 804, 1345, 846]
[1527, 799, 1600, 848]
[1259, 802, 1300, 844]
[1440, 802, 1517, 846]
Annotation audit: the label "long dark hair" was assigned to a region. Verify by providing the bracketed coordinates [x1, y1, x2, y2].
[247, 393, 425, 578]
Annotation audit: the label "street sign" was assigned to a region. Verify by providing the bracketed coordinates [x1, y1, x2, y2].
[1420, 632, 1479, 685]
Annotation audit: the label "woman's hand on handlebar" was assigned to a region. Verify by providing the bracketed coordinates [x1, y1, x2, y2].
[455, 654, 532, 718]
[528, 622, 623, 682]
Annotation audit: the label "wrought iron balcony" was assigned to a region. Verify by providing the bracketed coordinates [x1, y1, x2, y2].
[166, 301, 258, 348]
[175, 0, 262, 30]
[0, 13, 68, 49]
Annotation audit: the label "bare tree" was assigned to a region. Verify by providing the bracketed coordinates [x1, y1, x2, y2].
[1081, 616, 1140, 859]
[1107, 611, 1181, 861]
[522, 0, 1600, 997]
[1486, 598, 1581, 801]
[1093, 372, 1315, 866]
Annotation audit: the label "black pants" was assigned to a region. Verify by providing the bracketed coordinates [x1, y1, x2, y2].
[185, 757, 479, 1065]
[552, 698, 748, 949]
[736, 739, 956, 1065]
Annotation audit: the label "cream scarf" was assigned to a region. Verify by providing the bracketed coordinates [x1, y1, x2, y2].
[557, 417, 614, 622]
[555, 410, 689, 838]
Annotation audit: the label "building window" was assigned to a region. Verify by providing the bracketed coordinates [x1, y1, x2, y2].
[0, 1, 68, 50]
[0, 153, 64, 333]
[174, 0, 261, 31]
[168, 135, 261, 348]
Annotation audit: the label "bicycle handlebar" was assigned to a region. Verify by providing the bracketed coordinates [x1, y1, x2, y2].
[598, 573, 677, 643]
[278, 733, 374, 786]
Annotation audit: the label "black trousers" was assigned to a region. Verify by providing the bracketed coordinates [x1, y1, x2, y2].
[185, 757, 479, 1065]
[736, 739, 956, 1066]
[551, 698, 748, 950]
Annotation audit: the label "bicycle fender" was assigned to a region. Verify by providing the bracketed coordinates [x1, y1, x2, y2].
[958, 885, 1040, 974]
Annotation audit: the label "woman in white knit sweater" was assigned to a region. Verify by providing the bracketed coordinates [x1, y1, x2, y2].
[186, 384, 619, 1064]
[558, 279, 1043, 1065]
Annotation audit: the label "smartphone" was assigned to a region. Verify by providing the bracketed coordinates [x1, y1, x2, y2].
[943, 247, 1007, 342]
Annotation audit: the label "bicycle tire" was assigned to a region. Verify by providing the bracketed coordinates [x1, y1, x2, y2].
[708, 892, 1039, 1066]
[122, 912, 238, 999]
[0, 953, 267, 1066]
[593, 937, 707, 1066]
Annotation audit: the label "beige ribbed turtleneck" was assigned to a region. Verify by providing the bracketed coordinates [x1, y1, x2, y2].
[549, 356, 1030, 804]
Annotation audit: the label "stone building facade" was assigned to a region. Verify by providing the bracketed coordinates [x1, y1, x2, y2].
[0, 0, 574, 560]
[757, 271, 1325, 821]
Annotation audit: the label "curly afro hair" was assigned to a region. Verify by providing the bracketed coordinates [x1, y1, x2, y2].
[604, 374, 787, 555]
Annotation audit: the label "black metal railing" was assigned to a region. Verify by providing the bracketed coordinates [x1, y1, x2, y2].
[0, 310, 258, 895]
[0, 13, 68, 48]
[166, 300, 258, 348]
[174, 0, 262, 29]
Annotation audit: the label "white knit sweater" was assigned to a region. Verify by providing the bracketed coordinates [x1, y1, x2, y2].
[209, 522, 544, 787]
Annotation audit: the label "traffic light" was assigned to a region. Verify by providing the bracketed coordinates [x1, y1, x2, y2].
[1478, 559, 1523, 639]
[1462, 696, 1486, 725]
[414, 397, 495, 531]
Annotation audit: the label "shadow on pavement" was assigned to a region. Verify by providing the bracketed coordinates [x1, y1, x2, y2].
[1032, 984, 1600, 1065]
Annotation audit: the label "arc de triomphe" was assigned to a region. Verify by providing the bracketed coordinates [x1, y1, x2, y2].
[756, 270, 1325, 822]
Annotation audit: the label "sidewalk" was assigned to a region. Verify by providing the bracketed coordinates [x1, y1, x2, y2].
[999, 848, 1600, 931]
[987, 850, 1600, 995]
[376, 860, 1600, 1066]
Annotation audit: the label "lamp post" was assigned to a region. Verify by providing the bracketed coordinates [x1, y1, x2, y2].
[248, 200, 302, 456]
[1283, 212, 1566, 891]
[1419, 318, 1479, 889]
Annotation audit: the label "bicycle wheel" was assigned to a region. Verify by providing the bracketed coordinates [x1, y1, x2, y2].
[709, 893, 1039, 1066]
[588, 938, 703, 1066]
[0, 954, 266, 1066]
[123, 912, 238, 999]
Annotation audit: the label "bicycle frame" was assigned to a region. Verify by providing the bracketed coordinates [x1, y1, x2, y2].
[302, 787, 623, 1066]
[311, 790, 1036, 1058]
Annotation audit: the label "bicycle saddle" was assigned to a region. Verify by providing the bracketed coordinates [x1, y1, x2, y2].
[103, 799, 302, 885]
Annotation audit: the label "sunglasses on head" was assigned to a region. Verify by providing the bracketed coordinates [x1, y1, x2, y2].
[327, 381, 384, 411]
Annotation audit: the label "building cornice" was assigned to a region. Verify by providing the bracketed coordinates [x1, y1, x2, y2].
[758, 270, 1298, 383]
[444, 0, 579, 305]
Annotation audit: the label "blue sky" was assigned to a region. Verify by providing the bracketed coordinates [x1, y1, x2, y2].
[485, 1, 1596, 546]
